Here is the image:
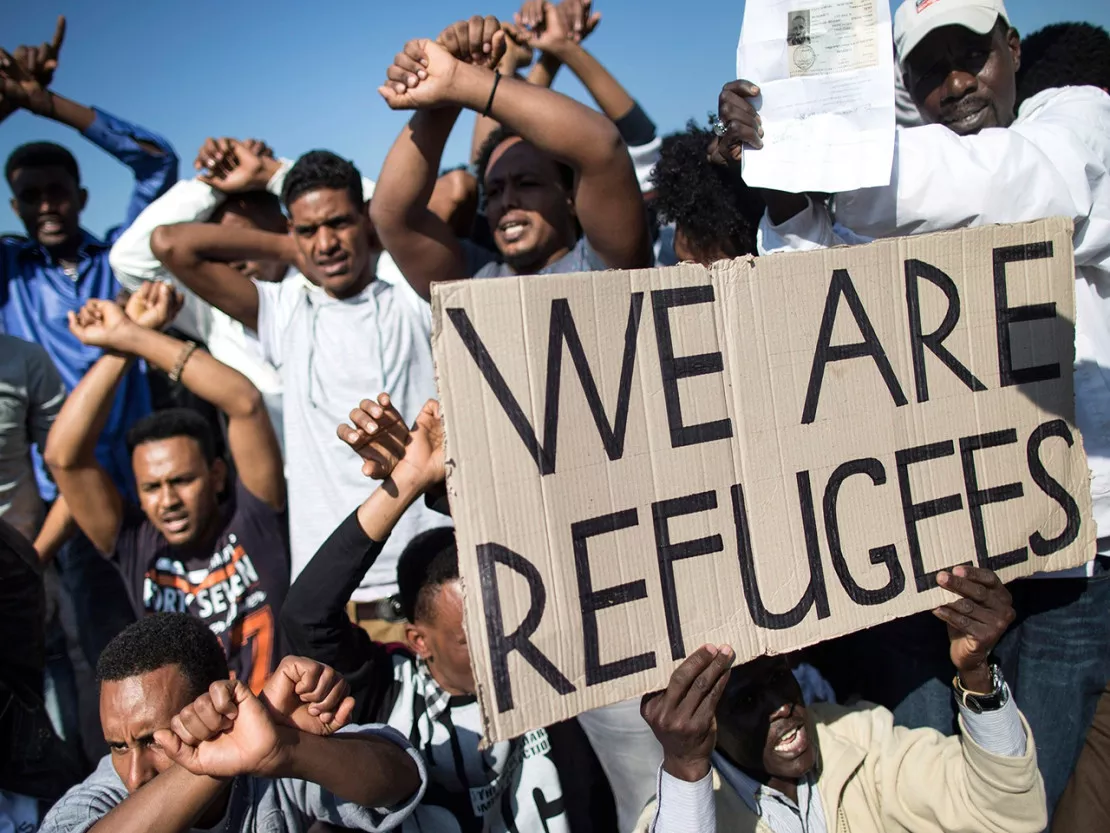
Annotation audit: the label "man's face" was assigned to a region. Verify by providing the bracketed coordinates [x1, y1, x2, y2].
[8, 165, 86, 250]
[100, 665, 195, 793]
[790, 17, 807, 40]
[407, 580, 475, 695]
[217, 205, 288, 284]
[484, 138, 577, 274]
[714, 657, 817, 781]
[287, 187, 373, 298]
[132, 437, 225, 547]
[904, 23, 1021, 135]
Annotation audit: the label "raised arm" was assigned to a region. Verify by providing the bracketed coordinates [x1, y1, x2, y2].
[382, 33, 652, 271]
[1, 19, 177, 236]
[42, 339, 131, 556]
[281, 394, 444, 690]
[150, 223, 296, 332]
[371, 18, 506, 300]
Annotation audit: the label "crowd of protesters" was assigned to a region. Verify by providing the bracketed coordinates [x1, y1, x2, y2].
[1, 1, 1108, 831]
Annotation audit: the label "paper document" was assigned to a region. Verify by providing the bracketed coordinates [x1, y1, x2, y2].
[736, 0, 896, 193]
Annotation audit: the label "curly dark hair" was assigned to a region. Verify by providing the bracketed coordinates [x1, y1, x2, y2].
[396, 527, 459, 624]
[6, 141, 79, 186]
[1016, 22, 1110, 106]
[97, 614, 228, 701]
[651, 122, 765, 262]
[281, 150, 363, 212]
[126, 407, 217, 464]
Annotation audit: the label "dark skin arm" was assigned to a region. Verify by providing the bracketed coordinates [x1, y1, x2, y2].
[149, 223, 298, 332]
[378, 30, 651, 289]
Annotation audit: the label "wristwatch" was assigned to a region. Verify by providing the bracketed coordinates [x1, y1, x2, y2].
[952, 663, 1009, 714]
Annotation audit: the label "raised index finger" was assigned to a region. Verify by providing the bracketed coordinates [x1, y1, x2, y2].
[51, 16, 67, 55]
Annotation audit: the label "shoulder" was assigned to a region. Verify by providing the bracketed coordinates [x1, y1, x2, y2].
[40, 757, 128, 833]
[232, 477, 287, 524]
[811, 700, 895, 747]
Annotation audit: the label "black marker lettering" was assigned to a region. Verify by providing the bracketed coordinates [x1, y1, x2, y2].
[802, 269, 908, 424]
[572, 509, 656, 685]
[652, 491, 725, 659]
[904, 259, 986, 403]
[1027, 419, 1082, 555]
[731, 480, 830, 630]
[477, 543, 575, 713]
[823, 458, 906, 605]
[896, 442, 972, 592]
[651, 286, 734, 448]
[993, 242, 1059, 387]
[446, 293, 644, 476]
[959, 429, 1027, 571]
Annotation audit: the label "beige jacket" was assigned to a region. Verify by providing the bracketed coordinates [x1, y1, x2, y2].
[636, 702, 1046, 833]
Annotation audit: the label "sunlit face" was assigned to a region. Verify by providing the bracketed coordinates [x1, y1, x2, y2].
[407, 580, 475, 696]
[904, 23, 1021, 135]
[287, 187, 373, 298]
[9, 165, 86, 249]
[714, 657, 817, 781]
[483, 138, 578, 274]
[100, 665, 194, 793]
[132, 436, 224, 547]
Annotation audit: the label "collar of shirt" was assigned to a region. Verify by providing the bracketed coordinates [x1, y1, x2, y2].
[712, 751, 825, 833]
[412, 657, 454, 724]
[12, 229, 110, 268]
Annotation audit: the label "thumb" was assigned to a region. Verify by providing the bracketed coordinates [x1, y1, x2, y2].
[153, 728, 194, 768]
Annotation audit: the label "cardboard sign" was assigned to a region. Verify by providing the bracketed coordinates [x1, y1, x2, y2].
[431, 218, 1093, 743]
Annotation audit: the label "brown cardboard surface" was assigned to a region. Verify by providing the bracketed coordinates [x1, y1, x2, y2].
[431, 218, 1093, 743]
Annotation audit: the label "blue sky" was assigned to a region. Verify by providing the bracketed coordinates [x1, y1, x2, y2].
[2, 0, 1108, 237]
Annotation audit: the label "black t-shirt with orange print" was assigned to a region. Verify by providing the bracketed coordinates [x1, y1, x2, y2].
[113, 479, 289, 691]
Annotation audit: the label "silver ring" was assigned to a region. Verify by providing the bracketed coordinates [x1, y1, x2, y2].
[712, 118, 729, 137]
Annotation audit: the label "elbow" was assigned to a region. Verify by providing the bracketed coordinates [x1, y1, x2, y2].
[150, 224, 185, 267]
[369, 197, 406, 244]
[43, 434, 78, 475]
[589, 120, 627, 170]
[227, 384, 267, 421]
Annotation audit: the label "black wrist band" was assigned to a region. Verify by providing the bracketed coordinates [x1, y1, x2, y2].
[483, 70, 502, 118]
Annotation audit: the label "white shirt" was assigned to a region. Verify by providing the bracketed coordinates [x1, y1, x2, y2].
[759, 86, 1110, 577]
[651, 696, 1027, 833]
[108, 160, 404, 450]
[254, 273, 450, 599]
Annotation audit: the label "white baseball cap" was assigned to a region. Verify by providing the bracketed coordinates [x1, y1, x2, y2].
[893, 0, 1010, 66]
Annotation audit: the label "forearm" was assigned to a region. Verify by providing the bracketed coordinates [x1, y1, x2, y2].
[551, 43, 634, 122]
[33, 497, 76, 563]
[450, 63, 622, 175]
[90, 766, 226, 833]
[44, 354, 131, 470]
[29, 91, 95, 132]
[275, 729, 420, 808]
[153, 222, 296, 266]
[376, 108, 461, 226]
[0, 95, 16, 125]
[116, 326, 261, 418]
[355, 475, 423, 541]
[528, 53, 561, 89]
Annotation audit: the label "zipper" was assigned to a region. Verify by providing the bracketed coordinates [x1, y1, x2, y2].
[838, 805, 849, 833]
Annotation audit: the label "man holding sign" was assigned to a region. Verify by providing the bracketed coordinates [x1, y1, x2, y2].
[634, 566, 1044, 832]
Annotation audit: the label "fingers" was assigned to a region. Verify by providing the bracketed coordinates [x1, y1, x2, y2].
[663, 644, 734, 717]
[937, 566, 1011, 608]
[468, 16, 487, 59]
[153, 728, 189, 766]
[388, 52, 426, 90]
[171, 686, 236, 746]
[51, 16, 67, 55]
[332, 696, 356, 729]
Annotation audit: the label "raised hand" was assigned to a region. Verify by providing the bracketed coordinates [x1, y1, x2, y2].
[260, 656, 355, 737]
[67, 299, 135, 350]
[557, 0, 602, 43]
[154, 680, 286, 778]
[710, 80, 763, 166]
[12, 16, 66, 90]
[0, 44, 51, 116]
[124, 281, 183, 331]
[518, 2, 572, 54]
[379, 38, 466, 111]
[437, 15, 508, 70]
[337, 394, 445, 490]
[198, 140, 279, 193]
[933, 566, 1016, 691]
[641, 644, 735, 782]
[497, 23, 535, 73]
